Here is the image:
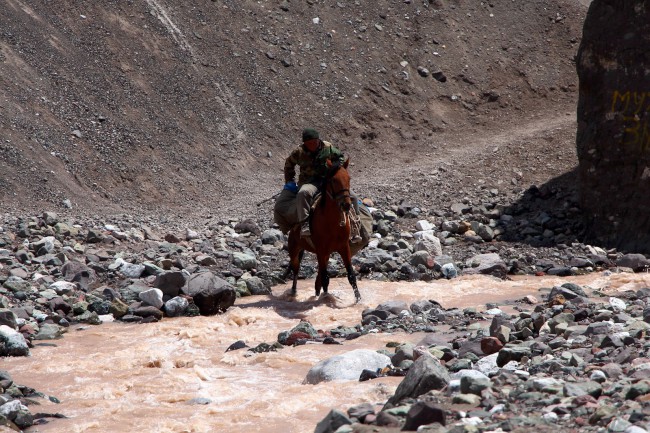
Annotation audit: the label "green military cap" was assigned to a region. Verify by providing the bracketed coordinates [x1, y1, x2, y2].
[302, 128, 319, 142]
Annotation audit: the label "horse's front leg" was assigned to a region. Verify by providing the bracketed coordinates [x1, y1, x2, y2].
[339, 246, 360, 303]
[289, 249, 304, 297]
[315, 253, 330, 297]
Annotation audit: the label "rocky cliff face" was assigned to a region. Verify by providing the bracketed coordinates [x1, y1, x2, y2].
[576, 0, 650, 252]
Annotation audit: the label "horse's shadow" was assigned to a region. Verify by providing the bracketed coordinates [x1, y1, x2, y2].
[236, 285, 351, 320]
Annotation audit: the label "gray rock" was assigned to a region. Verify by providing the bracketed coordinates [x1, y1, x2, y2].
[0, 310, 17, 330]
[31, 236, 57, 256]
[409, 250, 434, 268]
[464, 253, 508, 279]
[563, 380, 602, 398]
[377, 301, 409, 315]
[261, 229, 284, 244]
[154, 271, 187, 297]
[386, 355, 450, 407]
[139, 288, 164, 309]
[0, 400, 33, 429]
[164, 296, 189, 317]
[617, 254, 650, 272]
[413, 232, 442, 257]
[181, 271, 236, 315]
[314, 409, 351, 433]
[244, 276, 270, 295]
[460, 373, 492, 395]
[196, 254, 217, 266]
[304, 349, 391, 384]
[34, 323, 65, 340]
[3, 276, 31, 293]
[120, 261, 145, 279]
[42, 211, 58, 225]
[0, 325, 30, 356]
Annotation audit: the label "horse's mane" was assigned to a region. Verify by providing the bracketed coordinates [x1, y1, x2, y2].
[325, 161, 342, 177]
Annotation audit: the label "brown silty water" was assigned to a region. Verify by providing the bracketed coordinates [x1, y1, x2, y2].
[5, 272, 650, 433]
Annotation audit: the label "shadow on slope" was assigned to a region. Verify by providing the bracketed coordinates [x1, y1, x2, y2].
[498, 168, 585, 249]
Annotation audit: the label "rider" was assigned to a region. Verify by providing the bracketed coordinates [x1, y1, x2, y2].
[284, 128, 361, 241]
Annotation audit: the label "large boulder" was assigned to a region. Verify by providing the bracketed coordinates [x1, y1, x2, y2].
[181, 272, 236, 315]
[576, 0, 650, 252]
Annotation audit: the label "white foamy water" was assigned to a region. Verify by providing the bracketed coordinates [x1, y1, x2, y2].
[6, 272, 650, 433]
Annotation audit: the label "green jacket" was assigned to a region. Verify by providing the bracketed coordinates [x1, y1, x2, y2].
[284, 140, 345, 186]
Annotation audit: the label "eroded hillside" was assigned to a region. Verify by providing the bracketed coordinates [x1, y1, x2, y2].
[0, 0, 587, 221]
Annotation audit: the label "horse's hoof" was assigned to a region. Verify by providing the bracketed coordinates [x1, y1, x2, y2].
[280, 288, 298, 300]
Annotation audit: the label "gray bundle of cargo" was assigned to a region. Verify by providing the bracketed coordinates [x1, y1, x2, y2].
[273, 188, 373, 255]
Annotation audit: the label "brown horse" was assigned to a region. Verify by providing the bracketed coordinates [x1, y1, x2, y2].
[284, 158, 361, 302]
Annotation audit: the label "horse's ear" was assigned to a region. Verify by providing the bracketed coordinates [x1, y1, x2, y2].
[343, 158, 350, 169]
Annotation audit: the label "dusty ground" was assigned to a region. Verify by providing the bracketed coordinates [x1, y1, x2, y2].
[0, 0, 588, 231]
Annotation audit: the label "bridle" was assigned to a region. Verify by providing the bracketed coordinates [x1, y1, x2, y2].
[325, 166, 352, 227]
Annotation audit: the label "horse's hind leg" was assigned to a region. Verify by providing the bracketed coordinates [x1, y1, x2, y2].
[346, 263, 360, 303]
[339, 248, 361, 303]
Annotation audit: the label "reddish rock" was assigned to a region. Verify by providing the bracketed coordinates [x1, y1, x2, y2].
[285, 331, 311, 346]
[481, 337, 504, 355]
[19, 324, 37, 336]
[573, 394, 597, 406]
[164, 233, 181, 243]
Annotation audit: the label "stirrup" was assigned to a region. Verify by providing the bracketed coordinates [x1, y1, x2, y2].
[348, 210, 362, 244]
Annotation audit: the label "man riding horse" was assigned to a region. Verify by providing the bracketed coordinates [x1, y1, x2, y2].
[284, 128, 362, 242]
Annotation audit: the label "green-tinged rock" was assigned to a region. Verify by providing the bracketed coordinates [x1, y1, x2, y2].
[429, 347, 446, 359]
[384, 405, 411, 416]
[185, 303, 201, 317]
[109, 298, 129, 319]
[626, 380, 650, 400]
[290, 321, 318, 338]
[72, 301, 89, 315]
[235, 280, 250, 297]
[589, 405, 617, 425]
[3, 277, 31, 293]
[232, 252, 257, 270]
[53, 222, 72, 236]
[447, 358, 472, 372]
[143, 262, 164, 276]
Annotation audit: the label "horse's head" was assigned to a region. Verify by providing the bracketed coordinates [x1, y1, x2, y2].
[325, 158, 352, 212]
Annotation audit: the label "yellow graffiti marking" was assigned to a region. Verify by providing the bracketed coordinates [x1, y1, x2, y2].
[612, 91, 650, 152]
